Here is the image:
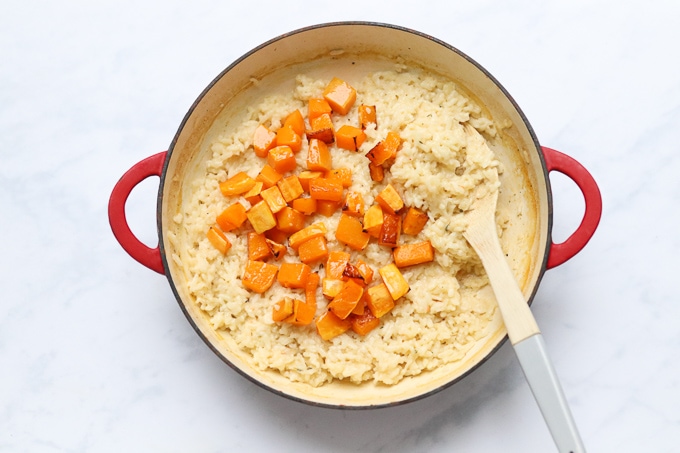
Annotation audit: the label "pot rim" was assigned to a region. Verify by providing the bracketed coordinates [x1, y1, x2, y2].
[156, 21, 552, 409]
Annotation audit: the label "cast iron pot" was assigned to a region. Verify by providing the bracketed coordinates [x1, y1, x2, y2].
[108, 22, 602, 408]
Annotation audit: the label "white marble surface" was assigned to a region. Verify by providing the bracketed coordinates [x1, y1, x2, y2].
[2, 1, 679, 451]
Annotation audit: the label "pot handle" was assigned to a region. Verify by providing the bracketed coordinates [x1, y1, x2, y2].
[542, 147, 602, 269]
[108, 152, 167, 274]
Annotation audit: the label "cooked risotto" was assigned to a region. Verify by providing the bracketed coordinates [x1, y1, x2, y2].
[172, 65, 501, 386]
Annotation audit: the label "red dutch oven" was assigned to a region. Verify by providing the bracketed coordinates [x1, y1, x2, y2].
[109, 22, 601, 408]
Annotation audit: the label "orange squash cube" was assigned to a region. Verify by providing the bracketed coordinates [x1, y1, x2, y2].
[253, 124, 277, 158]
[272, 297, 295, 322]
[267, 145, 297, 174]
[246, 200, 277, 234]
[393, 241, 435, 268]
[335, 214, 370, 251]
[326, 250, 351, 279]
[288, 222, 327, 250]
[316, 200, 341, 217]
[275, 124, 302, 153]
[298, 235, 329, 265]
[306, 113, 335, 144]
[243, 181, 264, 205]
[358, 104, 377, 130]
[291, 197, 317, 215]
[402, 207, 429, 235]
[325, 167, 352, 188]
[275, 206, 305, 234]
[323, 77, 356, 115]
[247, 232, 271, 261]
[216, 202, 248, 232]
[378, 212, 401, 248]
[206, 226, 231, 255]
[335, 125, 366, 151]
[308, 98, 332, 122]
[242, 260, 278, 294]
[277, 262, 311, 289]
[315, 311, 351, 340]
[368, 162, 384, 182]
[256, 164, 283, 189]
[363, 204, 383, 238]
[322, 278, 344, 300]
[283, 109, 305, 136]
[375, 183, 404, 214]
[351, 309, 381, 336]
[260, 185, 287, 214]
[328, 279, 364, 319]
[309, 178, 343, 202]
[265, 238, 287, 260]
[342, 191, 365, 217]
[277, 175, 304, 203]
[219, 172, 256, 197]
[379, 263, 410, 300]
[298, 170, 323, 192]
[306, 138, 332, 172]
[366, 282, 395, 318]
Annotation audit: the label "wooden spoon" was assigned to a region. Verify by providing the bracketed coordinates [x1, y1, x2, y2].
[462, 124, 585, 453]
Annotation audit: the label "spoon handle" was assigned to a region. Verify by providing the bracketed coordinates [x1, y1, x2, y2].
[514, 334, 586, 453]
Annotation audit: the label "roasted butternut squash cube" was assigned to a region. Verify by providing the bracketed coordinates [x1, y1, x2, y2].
[260, 185, 287, 214]
[309, 178, 343, 202]
[298, 235, 329, 265]
[366, 282, 395, 318]
[219, 172, 256, 197]
[393, 241, 435, 268]
[265, 227, 288, 245]
[278, 262, 311, 289]
[326, 250, 350, 279]
[206, 226, 231, 255]
[253, 124, 277, 158]
[276, 206, 305, 234]
[368, 162, 384, 182]
[335, 125, 366, 152]
[242, 260, 278, 293]
[323, 77, 356, 115]
[382, 131, 402, 159]
[246, 200, 277, 234]
[355, 259, 374, 285]
[316, 200, 341, 217]
[256, 164, 283, 189]
[216, 202, 248, 232]
[342, 191, 365, 217]
[298, 170, 323, 192]
[306, 113, 334, 144]
[328, 279, 364, 320]
[272, 297, 295, 322]
[308, 98, 333, 122]
[379, 263, 410, 300]
[315, 311, 351, 341]
[267, 145, 297, 174]
[375, 183, 404, 214]
[247, 232, 271, 261]
[243, 181, 264, 205]
[402, 207, 429, 235]
[378, 212, 401, 248]
[358, 104, 377, 130]
[322, 278, 344, 300]
[306, 138, 332, 172]
[275, 124, 302, 153]
[351, 309, 380, 336]
[277, 175, 304, 203]
[288, 222, 327, 250]
[291, 197, 317, 215]
[325, 167, 352, 188]
[265, 238, 287, 260]
[363, 204, 383, 238]
[283, 109, 305, 136]
[335, 214, 370, 251]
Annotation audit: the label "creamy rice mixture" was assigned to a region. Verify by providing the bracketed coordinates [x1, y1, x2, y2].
[171, 64, 502, 386]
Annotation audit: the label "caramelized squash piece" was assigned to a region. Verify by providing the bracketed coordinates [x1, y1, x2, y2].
[283, 109, 305, 136]
[335, 214, 370, 251]
[323, 77, 356, 115]
[260, 185, 287, 214]
[378, 212, 401, 248]
[253, 124, 277, 158]
[328, 279, 364, 320]
[256, 164, 283, 189]
[288, 222, 327, 250]
[351, 309, 380, 336]
[375, 183, 404, 214]
[265, 227, 288, 245]
[325, 167, 352, 188]
[358, 104, 377, 130]
[277, 175, 304, 203]
[309, 178, 343, 202]
[288, 273, 320, 326]
[267, 145, 297, 174]
[354, 259, 374, 285]
[246, 200, 277, 234]
[207, 226, 231, 255]
[272, 297, 295, 322]
[291, 197, 317, 215]
[315, 311, 351, 341]
[216, 202, 248, 232]
[363, 204, 383, 238]
[242, 260, 278, 293]
[366, 283, 395, 318]
[379, 263, 410, 300]
[265, 238, 287, 260]
[306, 139, 332, 172]
[393, 241, 435, 268]
[326, 250, 351, 279]
[278, 262, 311, 289]
[308, 98, 332, 122]
[368, 162, 384, 182]
[402, 207, 429, 236]
[275, 206, 305, 234]
[322, 278, 344, 300]
[306, 113, 334, 144]
[247, 232, 271, 261]
[219, 172, 256, 197]
[298, 235, 329, 265]
[335, 125, 366, 152]
[342, 191, 365, 217]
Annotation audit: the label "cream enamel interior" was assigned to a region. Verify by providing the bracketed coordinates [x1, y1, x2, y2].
[160, 23, 550, 408]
